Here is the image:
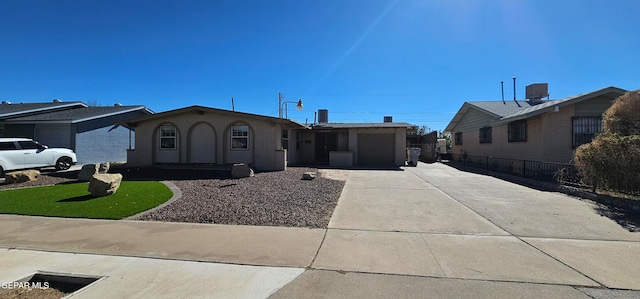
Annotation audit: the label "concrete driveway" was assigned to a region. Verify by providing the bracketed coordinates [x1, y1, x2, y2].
[1, 162, 639, 298]
[278, 162, 640, 297]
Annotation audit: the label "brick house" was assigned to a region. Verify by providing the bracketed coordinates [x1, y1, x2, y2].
[443, 86, 628, 164]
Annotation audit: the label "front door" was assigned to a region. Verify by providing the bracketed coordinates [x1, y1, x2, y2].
[315, 133, 337, 163]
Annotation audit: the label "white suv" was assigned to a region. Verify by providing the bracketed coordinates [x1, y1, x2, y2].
[0, 138, 77, 174]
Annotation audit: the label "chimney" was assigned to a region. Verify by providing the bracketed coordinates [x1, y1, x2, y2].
[318, 109, 328, 124]
[383, 116, 393, 123]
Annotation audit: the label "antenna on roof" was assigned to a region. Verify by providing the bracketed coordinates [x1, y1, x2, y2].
[231, 97, 235, 111]
[501, 81, 505, 105]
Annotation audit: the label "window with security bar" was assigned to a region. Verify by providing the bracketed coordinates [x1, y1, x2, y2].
[573, 116, 602, 148]
[479, 126, 492, 144]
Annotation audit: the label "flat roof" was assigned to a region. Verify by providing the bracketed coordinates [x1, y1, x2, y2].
[311, 122, 416, 129]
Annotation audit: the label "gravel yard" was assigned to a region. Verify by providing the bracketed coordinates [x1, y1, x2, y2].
[1, 166, 347, 228]
[136, 167, 346, 228]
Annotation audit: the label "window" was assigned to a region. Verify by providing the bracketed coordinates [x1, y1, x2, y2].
[479, 127, 492, 144]
[281, 129, 289, 150]
[18, 141, 42, 150]
[573, 116, 602, 147]
[508, 120, 527, 142]
[296, 131, 301, 150]
[0, 142, 17, 150]
[231, 125, 249, 150]
[160, 125, 177, 149]
[454, 132, 463, 145]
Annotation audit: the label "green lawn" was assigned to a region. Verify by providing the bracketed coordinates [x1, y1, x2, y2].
[0, 181, 173, 219]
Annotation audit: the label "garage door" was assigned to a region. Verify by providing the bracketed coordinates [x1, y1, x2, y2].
[34, 125, 71, 148]
[357, 133, 395, 165]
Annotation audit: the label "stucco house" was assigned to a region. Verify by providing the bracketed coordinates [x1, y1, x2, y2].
[1, 100, 152, 164]
[121, 106, 414, 171]
[443, 85, 628, 164]
[299, 121, 414, 167]
[121, 106, 307, 171]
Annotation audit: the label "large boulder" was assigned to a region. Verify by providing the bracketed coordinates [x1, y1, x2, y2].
[88, 173, 123, 197]
[5, 170, 40, 184]
[231, 163, 254, 179]
[78, 163, 110, 182]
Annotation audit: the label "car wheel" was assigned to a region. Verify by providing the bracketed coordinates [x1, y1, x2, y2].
[55, 157, 72, 170]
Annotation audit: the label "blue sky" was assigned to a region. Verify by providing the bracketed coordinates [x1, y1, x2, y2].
[1, 0, 638, 132]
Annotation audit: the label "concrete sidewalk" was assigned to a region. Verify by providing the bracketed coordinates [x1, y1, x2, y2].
[1, 162, 639, 298]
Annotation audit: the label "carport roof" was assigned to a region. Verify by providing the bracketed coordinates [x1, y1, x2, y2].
[311, 122, 416, 129]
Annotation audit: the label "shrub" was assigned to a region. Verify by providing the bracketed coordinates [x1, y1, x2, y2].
[574, 134, 640, 195]
[573, 90, 640, 195]
[603, 90, 640, 135]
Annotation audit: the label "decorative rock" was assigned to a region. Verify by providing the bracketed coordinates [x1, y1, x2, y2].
[5, 170, 40, 184]
[231, 163, 254, 179]
[98, 162, 110, 173]
[302, 172, 316, 180]
[78, 163, 110, 181]
[88, 173, 123, 197]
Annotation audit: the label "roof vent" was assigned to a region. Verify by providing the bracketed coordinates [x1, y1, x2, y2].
[1, 100, 10, 105]
[53, 99, 61, 103]
[383, 116, 393, 123]
[114, 103, 121, 107]
[525, 83, 549, 104]
[318, 109, 328, 124]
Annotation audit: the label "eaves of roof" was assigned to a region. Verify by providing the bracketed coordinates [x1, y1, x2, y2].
[444, 86, 629, 132]
[0, 102, 87, 119]
[312, 122, 416, 129]
[119, 105, 306, 128]
[492, 86, 628, 125]
[4, 106, 153, 124]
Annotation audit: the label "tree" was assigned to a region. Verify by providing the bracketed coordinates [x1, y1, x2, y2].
[407, 125, 431, 136]
[438, 130, 452, 150]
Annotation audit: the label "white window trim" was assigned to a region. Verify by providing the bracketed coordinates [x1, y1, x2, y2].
[231, 125, 249, 151]
[159, 125, 177, 150]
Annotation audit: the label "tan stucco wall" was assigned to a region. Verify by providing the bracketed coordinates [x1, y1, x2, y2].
[127, 110, 292, 171]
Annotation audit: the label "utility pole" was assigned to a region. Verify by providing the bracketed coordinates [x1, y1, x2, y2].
[278, 92, 284, 118]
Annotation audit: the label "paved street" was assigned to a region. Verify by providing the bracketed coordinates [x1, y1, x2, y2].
[1, 162, 639, 298]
